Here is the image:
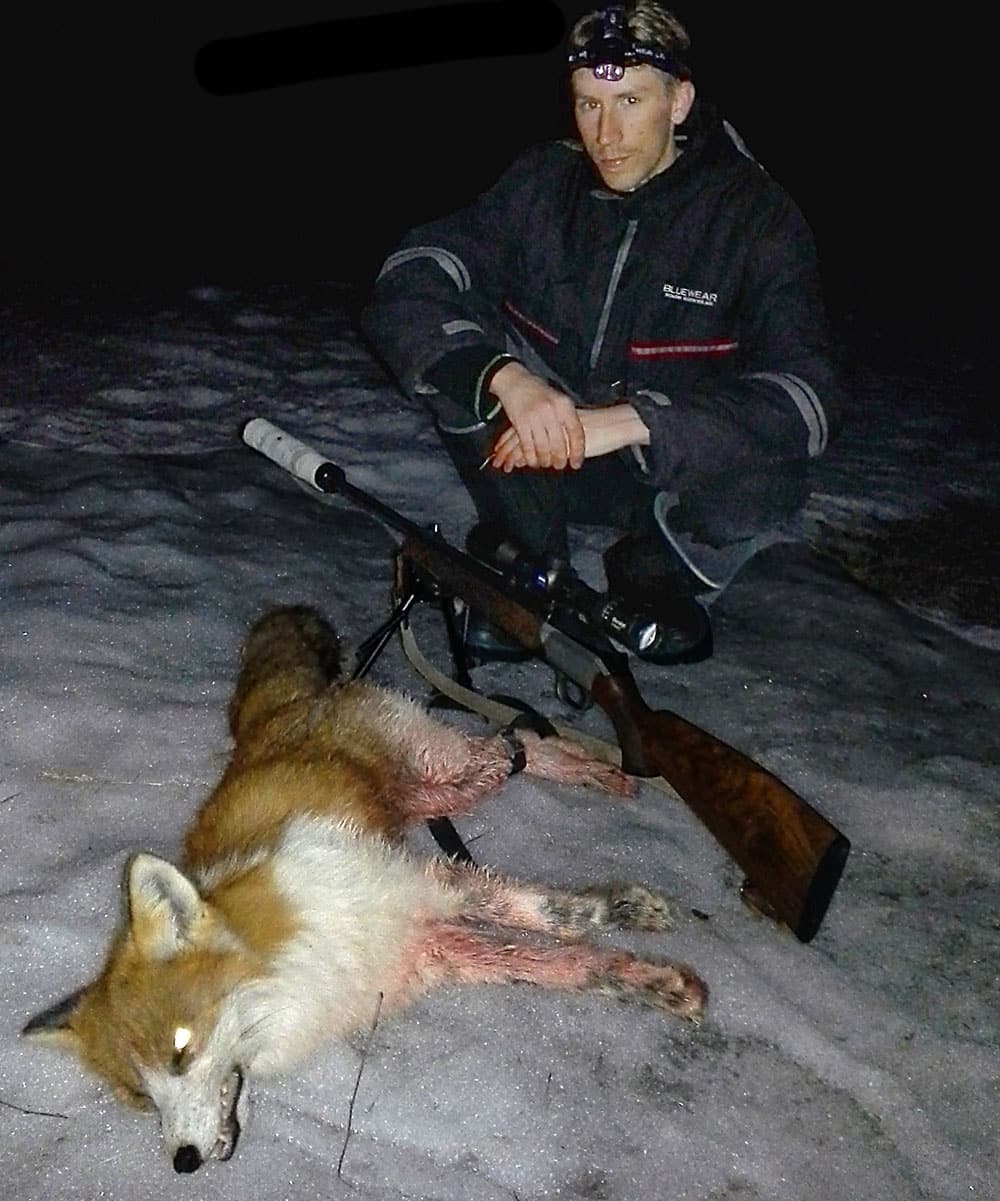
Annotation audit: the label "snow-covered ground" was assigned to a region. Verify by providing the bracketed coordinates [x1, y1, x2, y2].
[1, 281, 996, 1200]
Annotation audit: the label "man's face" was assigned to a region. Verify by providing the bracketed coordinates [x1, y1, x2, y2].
[571, 65, 694, 193]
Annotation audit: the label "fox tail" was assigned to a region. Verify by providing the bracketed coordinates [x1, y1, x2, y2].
[228, 605, 343, 740]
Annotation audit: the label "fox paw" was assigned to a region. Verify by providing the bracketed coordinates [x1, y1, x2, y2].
[521, 733, 635, 797]
[599, 884, 675, 931]
[593, 956, 708, 1022]
[645, 961, 708, 1022]
[550, 884, 674, 935]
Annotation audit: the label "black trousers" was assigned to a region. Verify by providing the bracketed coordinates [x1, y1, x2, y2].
[436, 410, 807, 564]
[437, 418, 653, 560]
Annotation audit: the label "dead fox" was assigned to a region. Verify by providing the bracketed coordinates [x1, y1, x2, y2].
[23, 606, 706, 1172]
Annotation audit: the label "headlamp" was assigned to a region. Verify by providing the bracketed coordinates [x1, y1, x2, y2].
[566, 4, 691, 82]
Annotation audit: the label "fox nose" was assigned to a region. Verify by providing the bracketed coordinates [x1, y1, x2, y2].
[173, 1145, 203, 1173]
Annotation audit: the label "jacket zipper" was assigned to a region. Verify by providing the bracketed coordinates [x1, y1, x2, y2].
[589, 218, 638, 370]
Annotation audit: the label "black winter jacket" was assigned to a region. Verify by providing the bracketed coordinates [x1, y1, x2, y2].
[361, 101, 840, 492]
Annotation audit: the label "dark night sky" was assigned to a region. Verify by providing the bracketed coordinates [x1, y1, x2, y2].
[4, 2, 989, 362]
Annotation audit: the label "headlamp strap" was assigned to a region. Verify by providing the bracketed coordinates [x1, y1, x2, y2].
[567, 4, 691, 82]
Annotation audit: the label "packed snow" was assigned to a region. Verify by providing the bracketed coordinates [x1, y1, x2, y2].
[1, 281, 996, 1200]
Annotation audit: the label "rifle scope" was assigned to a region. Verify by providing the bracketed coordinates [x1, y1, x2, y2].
[465, 524, 710, 664]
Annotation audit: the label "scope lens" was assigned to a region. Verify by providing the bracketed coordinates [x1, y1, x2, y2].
[635, 621, 659, 652]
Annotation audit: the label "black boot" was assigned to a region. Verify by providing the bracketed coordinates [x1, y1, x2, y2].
[435, 423, 571, 561]
[436, 425, 569, 665]
[461, 610, 535, 665]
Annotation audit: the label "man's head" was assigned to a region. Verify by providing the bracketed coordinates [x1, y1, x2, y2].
[568, 2, 696, 193]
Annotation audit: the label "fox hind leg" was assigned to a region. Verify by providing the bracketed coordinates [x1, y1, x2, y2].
[408, 922, 706, 1021]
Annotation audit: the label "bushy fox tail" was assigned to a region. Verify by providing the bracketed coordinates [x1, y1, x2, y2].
[228, 606, 343, 741]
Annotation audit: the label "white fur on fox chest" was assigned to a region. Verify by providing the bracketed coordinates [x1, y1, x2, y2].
[221, 815, 460, 1075]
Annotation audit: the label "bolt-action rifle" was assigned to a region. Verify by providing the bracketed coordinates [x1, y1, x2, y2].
[243, 418, 850, 943]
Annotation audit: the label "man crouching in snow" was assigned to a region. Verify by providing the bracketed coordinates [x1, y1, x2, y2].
[362, 1, 842, 665]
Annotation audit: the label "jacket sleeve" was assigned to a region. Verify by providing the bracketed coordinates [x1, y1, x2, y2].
[628, 188, 843, 488]
[360, 147, 546, 418]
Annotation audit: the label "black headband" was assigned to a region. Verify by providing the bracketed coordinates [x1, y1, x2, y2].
[566, 4, 691, 82]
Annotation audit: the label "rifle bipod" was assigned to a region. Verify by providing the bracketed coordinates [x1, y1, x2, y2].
[350, 589, 419, 681]
[353, 539, 473, 700]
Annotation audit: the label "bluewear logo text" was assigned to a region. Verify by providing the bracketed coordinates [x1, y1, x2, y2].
[662, 283, 718, 307]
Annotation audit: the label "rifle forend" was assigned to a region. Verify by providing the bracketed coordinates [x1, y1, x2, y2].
[243, 418, 850, 943]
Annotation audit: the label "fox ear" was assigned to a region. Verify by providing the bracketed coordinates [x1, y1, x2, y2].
[22, 986, 87, 1048]
[127, 853, 204, 960]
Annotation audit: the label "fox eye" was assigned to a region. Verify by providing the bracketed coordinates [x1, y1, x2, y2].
[170, 1025, 194, 1074]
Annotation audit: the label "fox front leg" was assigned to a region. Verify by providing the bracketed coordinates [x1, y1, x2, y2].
[397, 727, 634, 825]
[428, 859, 675, 939]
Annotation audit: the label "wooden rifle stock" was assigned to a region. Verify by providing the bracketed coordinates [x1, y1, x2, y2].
[590, 671, 849, 943]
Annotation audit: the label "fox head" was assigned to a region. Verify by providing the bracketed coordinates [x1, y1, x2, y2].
[23, 854, 256, 1172]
